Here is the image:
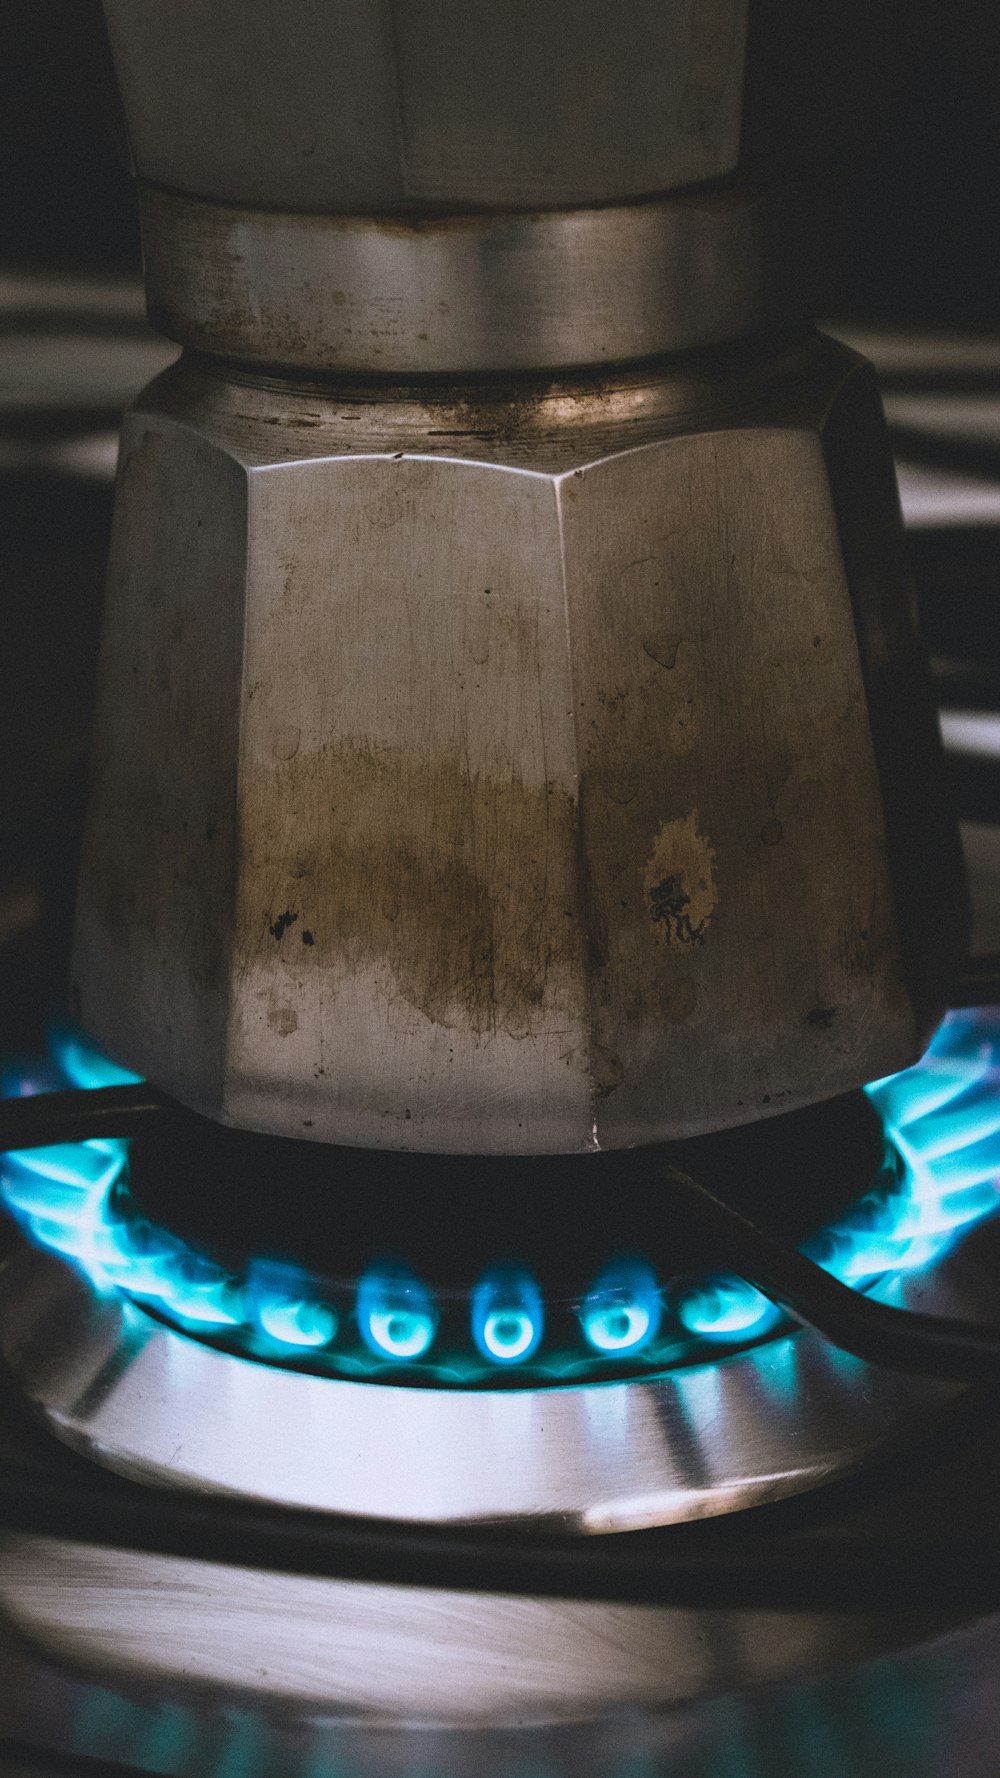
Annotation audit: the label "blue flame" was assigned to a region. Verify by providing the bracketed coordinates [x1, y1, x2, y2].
[471, 1268, 543, 1363]
[675, 1274, 782, 1340]
[258, 1299, 338, 1348]
[357, 1266, 437, 1360]
[0, 1031, 245, 1326]
[581, 1260, 662, 1352]
[679, 1011, 1000, 1340]
[3, 1011, 1000, 1381]
[245, 1261, 339, 1350]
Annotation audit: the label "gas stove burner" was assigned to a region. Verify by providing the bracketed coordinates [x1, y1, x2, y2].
[1, 1013, 1000, 1530]
[0, 1022, 995, 1383]
[0, 1053, 885, 1389]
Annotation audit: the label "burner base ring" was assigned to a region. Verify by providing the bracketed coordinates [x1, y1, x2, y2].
[1, 1227, 993, 1532]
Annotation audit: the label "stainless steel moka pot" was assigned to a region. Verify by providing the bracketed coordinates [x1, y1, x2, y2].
[72, 2, 967, 1154]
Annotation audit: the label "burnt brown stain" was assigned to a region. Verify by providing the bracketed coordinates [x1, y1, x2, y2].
[648, 875, 705, 945]
[242, 741, 583, 1042]
[642, 815, 718, 948]
[423, 387, 547, 448]
[268, 910, 298, 940]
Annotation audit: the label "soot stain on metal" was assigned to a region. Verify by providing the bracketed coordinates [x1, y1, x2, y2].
[643, 814, 717, 947]
[247, 741, 583, 1041]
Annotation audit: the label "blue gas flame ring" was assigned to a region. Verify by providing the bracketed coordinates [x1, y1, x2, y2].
[357, 1265, 438, 1361]
[471, 1268, 544, 1364]
[3, 1014, 1000, 1387]
[580, 1260, 662, 1353]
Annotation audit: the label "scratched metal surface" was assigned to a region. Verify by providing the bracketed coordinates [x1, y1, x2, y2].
[0, 1568, 999, 1778]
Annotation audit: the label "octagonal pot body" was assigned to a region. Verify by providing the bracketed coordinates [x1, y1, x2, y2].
[72, 336, 966, 1152]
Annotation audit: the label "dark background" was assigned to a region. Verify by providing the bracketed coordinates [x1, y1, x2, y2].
[2, 0, 1000, 327]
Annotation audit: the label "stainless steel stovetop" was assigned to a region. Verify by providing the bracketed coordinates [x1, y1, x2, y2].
[3, 1361, 1000, 1778]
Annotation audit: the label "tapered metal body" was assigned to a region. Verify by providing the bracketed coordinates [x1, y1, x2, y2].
[73, 2, 965, 1152]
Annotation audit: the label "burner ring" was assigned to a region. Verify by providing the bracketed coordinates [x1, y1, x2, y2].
[2, 1010, 1000, 1526]
[0, 1218, 990, 1531]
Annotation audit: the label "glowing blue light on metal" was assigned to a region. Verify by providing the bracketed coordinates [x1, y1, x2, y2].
[581, 1260, 661, 1352]
[676, 1274, 781, 1339]
[472, 1269, 543, 1363]
[681, 1011, 1000, 1335]
[0, 1032, 243, 1328]
[246, 1261, 338, 1349]
[588, 1303, 650, 1349]
[484, 1311, 534, 1359]
[357, 1268, 436, 1360]
[258, 1298, 337, 1347]
[857, 1011, 1000, 1275]
[49, 1029, 142, 1091]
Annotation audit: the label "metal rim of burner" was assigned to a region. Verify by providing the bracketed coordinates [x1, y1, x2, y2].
[0, 1212, 986, 1532]
[1, 1012, 999, 1529]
